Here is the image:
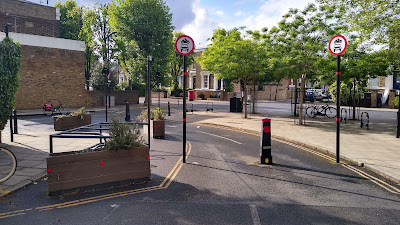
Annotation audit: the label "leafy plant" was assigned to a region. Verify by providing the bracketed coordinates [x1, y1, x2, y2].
[137, 109, 152, 121]
[199, 93, 205, 100]
[104, 115, 144, 151]
[69, 107, 88, 119]
[0, 37, 22, 132]
[152, 108, 165, 121]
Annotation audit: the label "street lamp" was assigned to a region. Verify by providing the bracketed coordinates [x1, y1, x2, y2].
[156, 71, 161, 108]
[102, 31, 117, 110]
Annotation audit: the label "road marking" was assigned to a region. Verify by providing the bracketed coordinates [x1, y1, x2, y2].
[198, 122, 399, 195]
[197, 131, 242, 144]
[249, 204, 261, 225]
[2, 140, 193, 219]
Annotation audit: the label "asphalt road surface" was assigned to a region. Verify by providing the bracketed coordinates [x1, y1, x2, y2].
[1, 120, 399, 224]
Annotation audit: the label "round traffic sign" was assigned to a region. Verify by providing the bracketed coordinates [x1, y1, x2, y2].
[328, 35, 347, 56]
[175, 35, 195, 56]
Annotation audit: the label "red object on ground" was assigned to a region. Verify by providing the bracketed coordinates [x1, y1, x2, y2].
[188, 90, 195, 101]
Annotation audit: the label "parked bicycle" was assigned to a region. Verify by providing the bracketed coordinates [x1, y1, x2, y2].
[0, 147, 17, 183]
[306, 104, 336, 118]
[43, 99, 69, 116]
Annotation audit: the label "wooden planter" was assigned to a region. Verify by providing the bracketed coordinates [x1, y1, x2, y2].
[153, 120, 165, 139]
[46, 146, 150, 192]
[53, 114, 91, 131]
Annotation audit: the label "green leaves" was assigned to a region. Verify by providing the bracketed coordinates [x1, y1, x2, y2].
[0, 38, 22, 131]
[55, 0, 83, 40]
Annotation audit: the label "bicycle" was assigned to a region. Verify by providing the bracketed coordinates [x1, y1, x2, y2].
[306, 104, 336, 118]
[43, 99, 69, 116]
[0, 147, 17, 183]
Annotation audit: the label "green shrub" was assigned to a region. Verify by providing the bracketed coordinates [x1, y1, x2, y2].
[137, 108, 165, 121]
[199, 93, 205, 100]
[104, 115, 144, 151]
[132, 83, 146, 97]
[0, 37, 22, 131]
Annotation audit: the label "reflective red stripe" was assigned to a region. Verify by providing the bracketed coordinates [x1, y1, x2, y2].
[336, 118, 340, 121]
[183, 118, 186, 121]
[336, 72, 341, 75]
[262, 119, 271, 122]
[183, 72, 187, 75]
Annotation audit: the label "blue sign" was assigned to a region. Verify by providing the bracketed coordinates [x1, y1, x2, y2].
[394, 72, 400, 90]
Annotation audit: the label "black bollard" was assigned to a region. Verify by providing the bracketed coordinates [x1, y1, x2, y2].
[10, 112, 13, 142]
[13, 110, 18, 134]
[397, 111, 400, 138]
[168, 101, 171, 116]
[260, 118, 273, 165]
[125, 100, 131, 122]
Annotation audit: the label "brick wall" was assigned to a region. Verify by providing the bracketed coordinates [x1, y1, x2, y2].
[0, 0, 60, 37]
[15, 45, 86, 109]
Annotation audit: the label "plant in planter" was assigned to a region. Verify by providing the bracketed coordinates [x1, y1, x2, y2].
[53, 107, 91, 131]
[46, 115, 150, 193]
[137, 108, 166, 139]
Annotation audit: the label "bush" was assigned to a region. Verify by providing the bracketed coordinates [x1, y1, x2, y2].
[199, 93, 205, 100]
[132, 83, 146, 97]
[104, 115, 144, 151]
[0, 37, 22, 132]
[170, 87, 183, 97]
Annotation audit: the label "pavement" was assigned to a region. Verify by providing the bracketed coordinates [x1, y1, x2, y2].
[0, 98, 399, 199]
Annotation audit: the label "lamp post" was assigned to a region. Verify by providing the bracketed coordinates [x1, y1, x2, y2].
[103, 31, 116, 109]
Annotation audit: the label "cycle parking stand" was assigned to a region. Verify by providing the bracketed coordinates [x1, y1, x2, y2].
[360, 112, 370, 130]
[340, 108, 347, 123]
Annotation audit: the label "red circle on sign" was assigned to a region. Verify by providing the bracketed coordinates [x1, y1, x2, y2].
[263, 126, 270, 133]
[328, 34, 347, 56]
[175, 35, 195, 56]
[100, 161, 104, 166]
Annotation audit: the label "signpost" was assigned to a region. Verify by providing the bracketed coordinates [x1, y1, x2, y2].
[175, 35, 195, 163]
[328, 34, 347, 163]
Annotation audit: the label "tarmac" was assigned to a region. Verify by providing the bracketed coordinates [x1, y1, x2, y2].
[0, 98, 399, 199]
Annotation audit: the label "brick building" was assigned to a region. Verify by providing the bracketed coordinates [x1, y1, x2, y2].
[0, 0, 138, 109]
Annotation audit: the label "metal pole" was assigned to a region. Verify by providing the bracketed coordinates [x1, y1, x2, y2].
[50, 135, 53, 154]
[336, 55, 341, 163]
[397, 95, 400, 138]
[158, 88, 161, 108]
[10, 113, 13, 142]
[13, 110, 18, 134]
[105, 75, 108, 122]
[183, 55, 187, 163]
[147, 56, 151, 149]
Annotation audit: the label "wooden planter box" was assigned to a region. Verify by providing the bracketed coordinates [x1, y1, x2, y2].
[46, 146, 150, 192]
[53, 114, 91, 131]
[153, 120, 165, 139]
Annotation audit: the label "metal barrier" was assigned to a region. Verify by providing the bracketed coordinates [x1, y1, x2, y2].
[340, 108, 347, 123]
[206, 102, 213, 112]
[168, 101, 171, 116]
[360, 112, 369, 130]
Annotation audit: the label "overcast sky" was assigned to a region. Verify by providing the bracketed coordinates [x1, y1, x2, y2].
[33, 0, 314, 47]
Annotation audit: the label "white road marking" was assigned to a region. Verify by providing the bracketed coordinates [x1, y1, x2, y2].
[167, 125, 177, 128]
[197, 131, 242, 144]
[250, 204, 261, 225]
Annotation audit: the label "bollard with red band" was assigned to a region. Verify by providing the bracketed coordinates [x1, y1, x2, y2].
[260, 118, 273, 165]
[168, 101, 171, 116]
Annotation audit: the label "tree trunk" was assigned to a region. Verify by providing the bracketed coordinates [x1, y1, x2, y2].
[299, 74, 306, 125]
[244, 78, 248, 118]
[353, 79, 356, 120]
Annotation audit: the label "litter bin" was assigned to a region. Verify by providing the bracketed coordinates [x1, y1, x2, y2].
[364, 92, 371, 108]
[188, 90, 195, 101]
[230, 97, 242, 112]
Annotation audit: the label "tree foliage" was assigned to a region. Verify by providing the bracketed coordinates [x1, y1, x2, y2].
[109, 0, 174, 83]
[55, 0, 83, 40]
[198, 28, 269, 118]
[0, 38, 22, 131]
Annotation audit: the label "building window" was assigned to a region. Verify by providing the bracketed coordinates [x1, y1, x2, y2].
[203, 74, 209, 89]
[368, 77, 380, 87]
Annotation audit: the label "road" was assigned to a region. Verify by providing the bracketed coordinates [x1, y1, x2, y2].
[1, 118, 399, 224]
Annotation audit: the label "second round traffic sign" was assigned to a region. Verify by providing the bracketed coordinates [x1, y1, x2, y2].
[175, 35, 195, 56]
[328, 35, 347, 56]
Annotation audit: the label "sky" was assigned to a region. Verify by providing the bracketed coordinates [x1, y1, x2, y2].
[31, 0, 314, 47]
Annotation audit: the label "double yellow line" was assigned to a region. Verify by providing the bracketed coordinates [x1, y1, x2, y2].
[1, 141, 192, 219]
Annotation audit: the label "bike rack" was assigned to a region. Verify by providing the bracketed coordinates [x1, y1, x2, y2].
[206, 102, 214, 112]
[340, 108, 347, 123]
[186, 103, 193, 114]
[360, 112, 369, 130]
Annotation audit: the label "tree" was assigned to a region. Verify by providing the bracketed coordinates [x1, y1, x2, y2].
[170, 31, 194, 96]
[257, 3, 346, 124]
[0, 37, 22, 142]
[198, 28, 269, 118]
[109, 0, 174, 104]
[54, 0, 83, 40]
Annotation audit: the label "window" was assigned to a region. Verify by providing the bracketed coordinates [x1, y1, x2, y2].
[203, 74, 209, 89]
[368, 77, 380, 87]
